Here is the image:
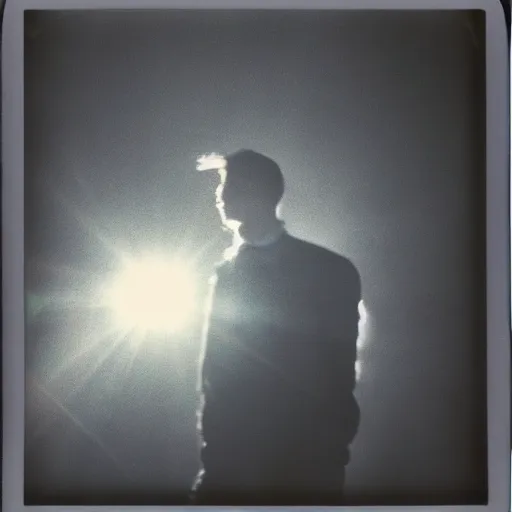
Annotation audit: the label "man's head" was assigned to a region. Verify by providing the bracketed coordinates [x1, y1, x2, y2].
[203, 149, 285, 228]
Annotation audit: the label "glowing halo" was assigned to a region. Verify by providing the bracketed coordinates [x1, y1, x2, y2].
[101, 254, 198, 336]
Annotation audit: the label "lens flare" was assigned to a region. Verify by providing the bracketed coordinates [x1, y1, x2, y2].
[102, 255, 197, 335]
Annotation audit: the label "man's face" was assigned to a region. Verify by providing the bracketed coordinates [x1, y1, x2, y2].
[215, 172, 245, 225]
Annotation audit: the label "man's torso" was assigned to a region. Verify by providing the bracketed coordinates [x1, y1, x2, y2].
[197, 233, 361, 495]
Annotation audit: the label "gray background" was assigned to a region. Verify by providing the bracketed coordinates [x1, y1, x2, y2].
[24, 9, 487, 506]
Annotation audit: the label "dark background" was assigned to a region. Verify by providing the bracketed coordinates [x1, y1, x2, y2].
[23, 9, 487, 506]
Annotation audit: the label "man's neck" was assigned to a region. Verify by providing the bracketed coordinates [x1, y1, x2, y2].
[238, 217, 284, 247]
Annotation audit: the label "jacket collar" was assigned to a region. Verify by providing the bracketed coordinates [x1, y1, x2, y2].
[239, 222, 286, 249]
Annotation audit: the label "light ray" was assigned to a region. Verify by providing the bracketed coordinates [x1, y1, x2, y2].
[43, 290, 100, 311]
[29, 259, 98, 279]
[51, 184, 128, 260]
[31, 329, 131, 449]
[63, 329, 130, 398]
[123, 336, 144, 380]
[47, 326, 122, 383]
[31, 331, 131, 444]
[27, 381, 133, 481]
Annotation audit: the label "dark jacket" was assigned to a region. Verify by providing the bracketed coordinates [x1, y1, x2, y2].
[195, 231, 361, 504]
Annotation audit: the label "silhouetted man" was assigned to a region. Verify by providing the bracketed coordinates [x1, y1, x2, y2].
[191, 150, 361, 505]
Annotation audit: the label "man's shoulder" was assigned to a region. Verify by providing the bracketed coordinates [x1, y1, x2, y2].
[283, 234, 360, 280]
[210, 256, 236, 284]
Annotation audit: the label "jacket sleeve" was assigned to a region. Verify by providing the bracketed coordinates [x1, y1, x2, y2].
[324, 258, 361, 392]
[324, 259, 362, 446]
[196, 264, 233, 441]
[197, 271, 222, 395]
[342, 260, 362, 392]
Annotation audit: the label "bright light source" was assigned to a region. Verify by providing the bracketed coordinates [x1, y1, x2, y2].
[103, 255, 197, 335]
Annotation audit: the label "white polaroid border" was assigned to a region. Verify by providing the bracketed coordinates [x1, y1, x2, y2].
[3, 0, 509, 511]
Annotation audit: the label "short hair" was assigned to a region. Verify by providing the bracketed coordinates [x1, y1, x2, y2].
[224, 149, 285, 206]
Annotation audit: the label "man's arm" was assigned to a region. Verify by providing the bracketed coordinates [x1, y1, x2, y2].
[196, 264, 233, 439]
[197, 273, 219, 395]
[342, 259, 362, 392]
[339, 259, 362, 443]
[322, 258, 362, 446]
[327, 258, 361, 392]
